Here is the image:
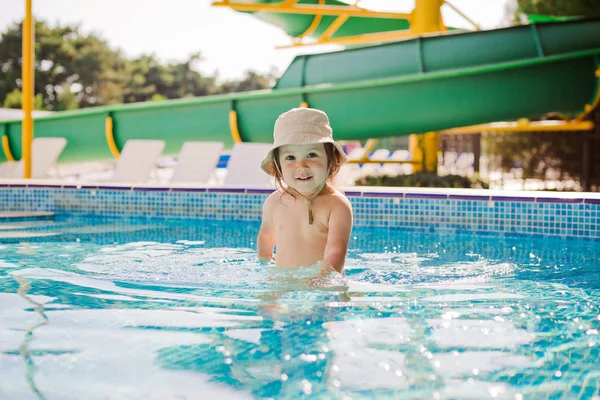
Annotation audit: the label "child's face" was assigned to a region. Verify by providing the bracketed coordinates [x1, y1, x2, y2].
[278, 143, 329, 195]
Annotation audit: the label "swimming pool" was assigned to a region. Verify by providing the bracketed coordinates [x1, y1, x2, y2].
[1, 215, 599, 399]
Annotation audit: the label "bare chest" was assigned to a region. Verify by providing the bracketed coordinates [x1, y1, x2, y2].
[273, 197, 329, 238]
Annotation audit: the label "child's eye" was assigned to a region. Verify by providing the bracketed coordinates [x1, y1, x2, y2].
[307, 152, 319, 158]
[285, 155, 295, 161]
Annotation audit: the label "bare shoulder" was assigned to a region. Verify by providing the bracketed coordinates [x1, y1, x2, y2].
[263, 190, 281, 207]
[333, 189, 352, 207]
[262, 190, 284, 214]
[326, 189, 353, 214]
[323, 189, 353, 232]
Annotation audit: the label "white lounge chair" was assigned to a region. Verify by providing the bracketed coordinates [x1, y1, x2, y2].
[0, 137, 67, 179]
[358, 148, 390, 177]
[110, 139, 165, 183]
[380, 149, 411, 176]
[223, 142, 274, 187]
[170, 141, 224, 184]
[336, 147, 366, 186]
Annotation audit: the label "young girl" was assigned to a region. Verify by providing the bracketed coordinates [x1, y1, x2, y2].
[257, 107, 353, 275]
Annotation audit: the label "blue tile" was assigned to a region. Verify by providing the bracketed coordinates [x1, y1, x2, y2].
[1, 186, 598, 240]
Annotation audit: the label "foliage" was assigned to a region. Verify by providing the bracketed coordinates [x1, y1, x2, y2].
[355, 172, 489, 189]
[216, 69, 278, 94]
[121, 53, 218, 103]
[2, 89, 46, 110]
[493, 2, 600, 191]
[516, 0, 600, 17]
[482, 131, 571, 180]
[0, 20, 275, 111]
[482, 114, 600, 191]
[0, 21, 126, 110]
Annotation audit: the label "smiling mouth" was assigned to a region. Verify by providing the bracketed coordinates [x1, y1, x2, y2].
[296, 176, 313, 182]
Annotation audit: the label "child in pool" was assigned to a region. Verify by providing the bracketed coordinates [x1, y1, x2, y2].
[257, 107, 353, 275]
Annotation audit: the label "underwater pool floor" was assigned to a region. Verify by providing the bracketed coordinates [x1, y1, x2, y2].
[0, 216, 599, 400]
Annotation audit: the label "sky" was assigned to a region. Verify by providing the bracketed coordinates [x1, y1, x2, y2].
[0, 0, 512, 81]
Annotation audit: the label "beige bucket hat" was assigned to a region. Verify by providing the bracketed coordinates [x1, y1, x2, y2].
[260, 107, 348, 176]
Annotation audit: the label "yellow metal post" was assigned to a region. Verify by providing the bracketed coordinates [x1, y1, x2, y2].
[105, 116, 121, 158]
[409, 0, 442, 174]
[22, 0, 34, 179]
[423, 131, 440, 172]
[412, 0, 443, 34]
[228, 110, 243, 143]
[408, 135, 423, 173]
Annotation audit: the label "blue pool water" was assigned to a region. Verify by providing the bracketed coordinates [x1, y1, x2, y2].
[0, 216, 599, 400]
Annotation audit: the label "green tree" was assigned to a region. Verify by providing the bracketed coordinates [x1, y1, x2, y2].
[1, 19, 278, 110]
[516, 0, 600, 16]
[216, 68, 278, 94]
[0, 20, 127, 111]
[121, 53, 218, 103]
[2, 89, 46, 110]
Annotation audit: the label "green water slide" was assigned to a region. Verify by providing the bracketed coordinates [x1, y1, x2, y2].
[1, 17, 599, 163]
[233, 0, 412, 40]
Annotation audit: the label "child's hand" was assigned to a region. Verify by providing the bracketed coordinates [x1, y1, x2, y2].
[258, 255, 275, 265]
[317, 258, 336, 277]
[308, 259, 349, 291]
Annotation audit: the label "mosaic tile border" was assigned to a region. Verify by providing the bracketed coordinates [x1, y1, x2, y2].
[0, 182, 599, 240]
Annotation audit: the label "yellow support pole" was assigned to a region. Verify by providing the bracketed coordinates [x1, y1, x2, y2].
[423, 131, 440, 172]
[105, 116, 120, 158]
[276, 28, 417, 48]
[439, 119, 594, 135]
[575, 68, 600, 122]
[358, 138, 378, 162]
[412, 0, 443, 35]
[2, 136, 15, 162]
[409, 0, 442, 174]
[318, 14, 349, 42]
[409, 134, 423, 173]
[229, 110, 242, 143]
[443, 1, 481, 31]
[297, 0, 325, 40]
[22, 0, 34, 179]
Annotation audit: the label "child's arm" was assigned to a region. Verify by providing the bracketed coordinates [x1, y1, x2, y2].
[257, 194, 277, 262]
[321, 196, 353, 273]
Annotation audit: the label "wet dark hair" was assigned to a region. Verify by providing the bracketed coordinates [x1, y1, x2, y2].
[272, 143, 344, 196]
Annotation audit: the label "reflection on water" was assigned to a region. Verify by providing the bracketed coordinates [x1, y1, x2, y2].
[0, 216, 599, 399]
